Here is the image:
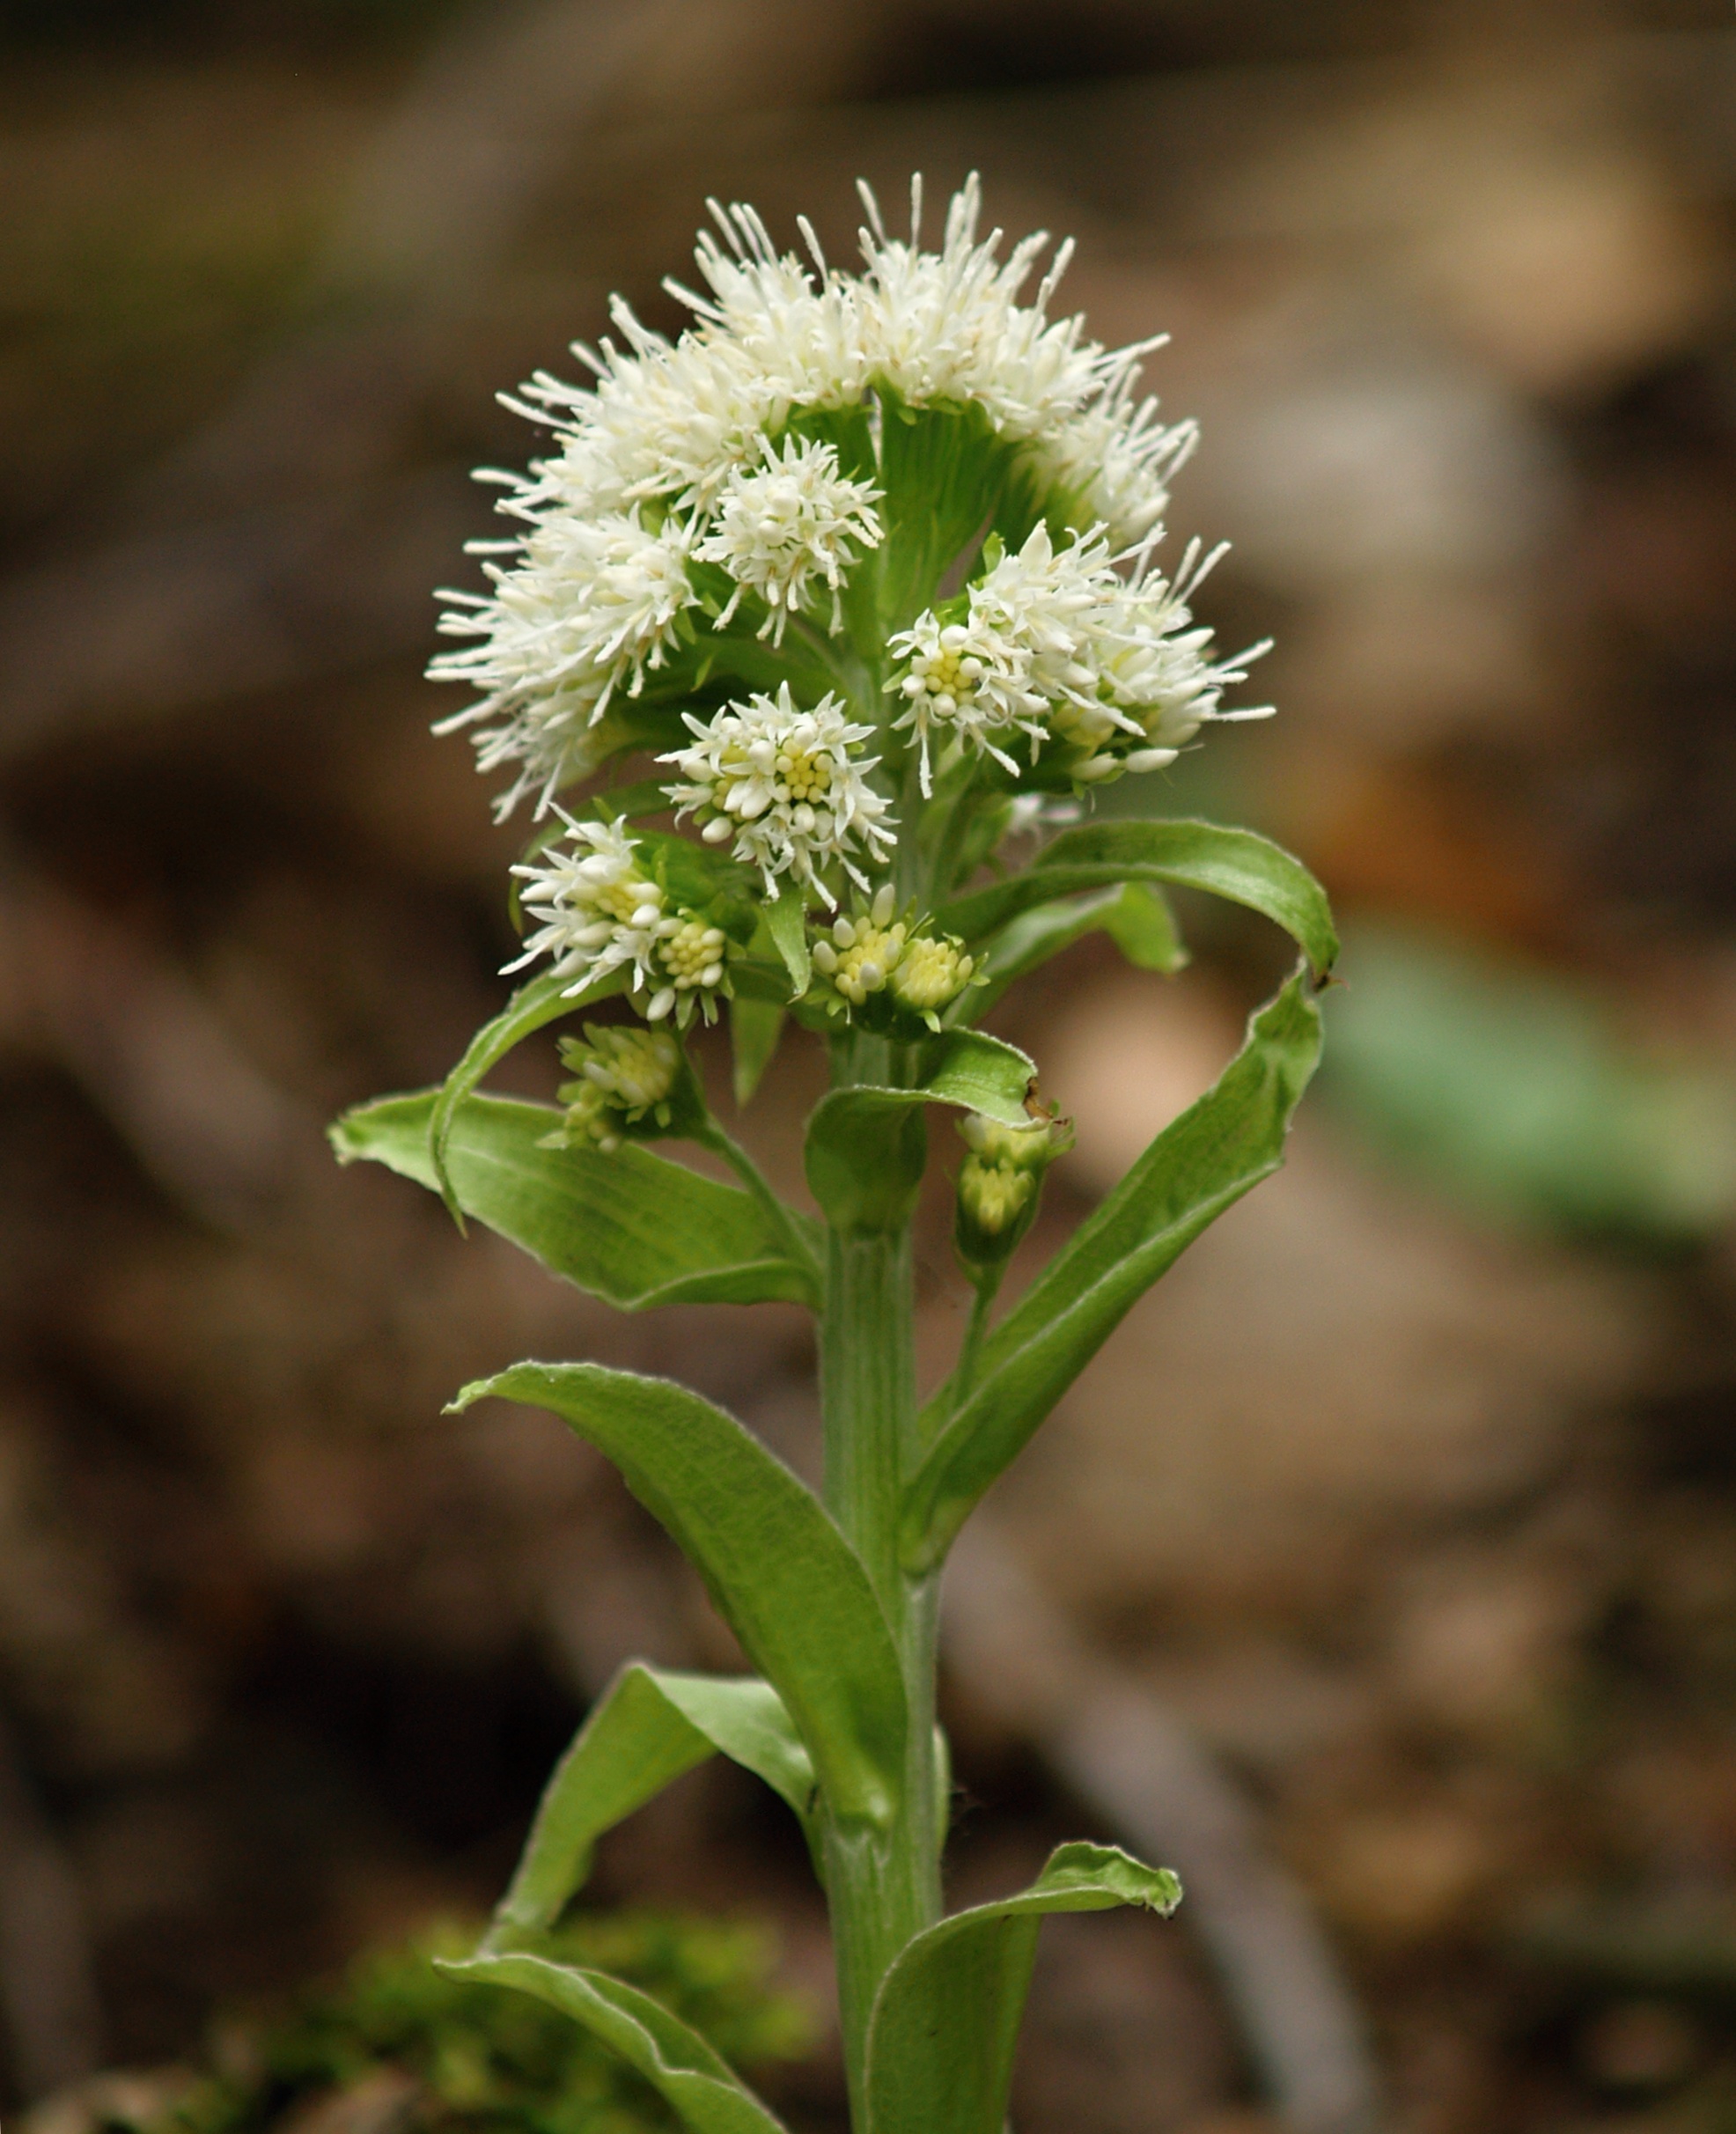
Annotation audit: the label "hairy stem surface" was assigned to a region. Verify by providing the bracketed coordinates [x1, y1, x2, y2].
[819, 1029, 943, 2126]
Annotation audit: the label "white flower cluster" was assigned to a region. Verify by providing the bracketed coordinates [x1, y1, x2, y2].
[433, 511, 696, 815]
[695, 436, 881, 641]
[661, 683, 894, 901]
[893, 525, 1270, 791]
[430, 175, 1199, 812]
[509, 815, 728, 1024]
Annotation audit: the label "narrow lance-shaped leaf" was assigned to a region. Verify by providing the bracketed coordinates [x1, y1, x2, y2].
[332, 1092, 819, 1311]
[864, 1843, 1182, 2134]
[937, 820, 1338, 981]
[452, 1362, 907, 1828]
[962, 881, 1187, 1021]
[731, 997, 787, 1107]
[805, 1030, 1036, 1234]
[489, 1665, 817, 1946]
[764, 890, 810, 1000]
[427, 968, 622, 1222]
[903, 973, 1324, 1570]
[440, 1953, 789, 2134]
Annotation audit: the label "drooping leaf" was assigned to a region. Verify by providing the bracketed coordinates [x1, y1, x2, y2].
[730, 997, 788, 1108]
[937, 820, 1338, 981]
[966, 882, 1188, 1018]
[331, 1092, 818, 1310]
[902, 973, 1323, 1569]
[764, 891, 811, 1000]
[438, 1953, 789, 2134]
[864, 1842, 1181, 2134]
[426, 969, 623, 1222]
[804, 1031, 1036, 1233]
[489, 1666, 818, 1946]
[452, 1363, 907, 1828]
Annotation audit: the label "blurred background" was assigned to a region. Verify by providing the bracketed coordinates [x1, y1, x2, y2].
[4, 2, 1736, 2130]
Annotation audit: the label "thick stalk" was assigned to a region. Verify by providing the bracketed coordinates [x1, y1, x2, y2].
[819, 1029, 944, 2128]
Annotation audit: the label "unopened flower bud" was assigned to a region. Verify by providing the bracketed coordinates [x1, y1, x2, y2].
[960, 1156, 1036, 1239]
[889, 934, 975, 1029]
[954, 1109, 1074, 1271]
[546, 1022, 696, 1151]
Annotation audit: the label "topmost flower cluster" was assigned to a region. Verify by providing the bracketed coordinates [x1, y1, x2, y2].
[430, 176, 1231, 814]
[518, 173, 1182, 556]
[430, 175, 1272, 1034]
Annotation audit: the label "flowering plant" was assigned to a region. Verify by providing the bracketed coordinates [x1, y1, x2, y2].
[332, 177, 1335, 2134]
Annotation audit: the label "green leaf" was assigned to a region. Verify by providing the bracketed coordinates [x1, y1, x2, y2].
[730, 997, 787, 1108]
[438, 1953, 789, 2134]
[937, 820, 1338, 981]
[489, 1665, 816, 1943]
[426, 969, 623, 1223]
[764, 891, 810, 1000]
[873, 396, 1026, 632]
[864, 1842, 1181, 2134]
[903, 974, 1323, 1569]
[592, 778, 678, 820]
[804, 1031, 1036, 1234]
[452, 1362, 907, 1828]
[330, 1091, 819, 1310]
[1104, 880, 1188, 970]
[967, 882, 1188, 1019]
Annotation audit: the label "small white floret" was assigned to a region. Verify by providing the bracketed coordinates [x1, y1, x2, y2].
[660, 682, 895, 902]
[695, 436, 882, 641]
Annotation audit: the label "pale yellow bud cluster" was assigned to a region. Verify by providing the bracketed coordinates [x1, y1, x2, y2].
[812, 900, 908, 1006]
[959, 1152, 1037, 1238]
[807, 885, 976, 1027]
[955, 1109, 1074, 1265]
[651, 916, 728, 1023]
[552, 1024, 683, 1153]
[957, 1115, 1056, 1233]
[889, 934, 975, 1017]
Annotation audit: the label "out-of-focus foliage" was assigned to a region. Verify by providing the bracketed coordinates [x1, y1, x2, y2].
[158, 1916, 810, 2134]
[1321, 925, 1736, 1245]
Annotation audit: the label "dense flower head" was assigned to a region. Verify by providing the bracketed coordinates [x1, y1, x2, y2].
[661, 684, 894, 902]
[693, 436, 882, 640]
[894, 525, 1269, 791]
[432, 511, 695, 815]
[428, 176, 1227, 809]
[436, 175, 1276, 1028]
[509, 814, 729, 1025]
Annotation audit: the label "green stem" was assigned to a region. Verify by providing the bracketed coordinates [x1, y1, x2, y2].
[949, 1274, 997, 1425]
[695, 1121, 823, 1291]
[818, 1029, 944, 2130]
